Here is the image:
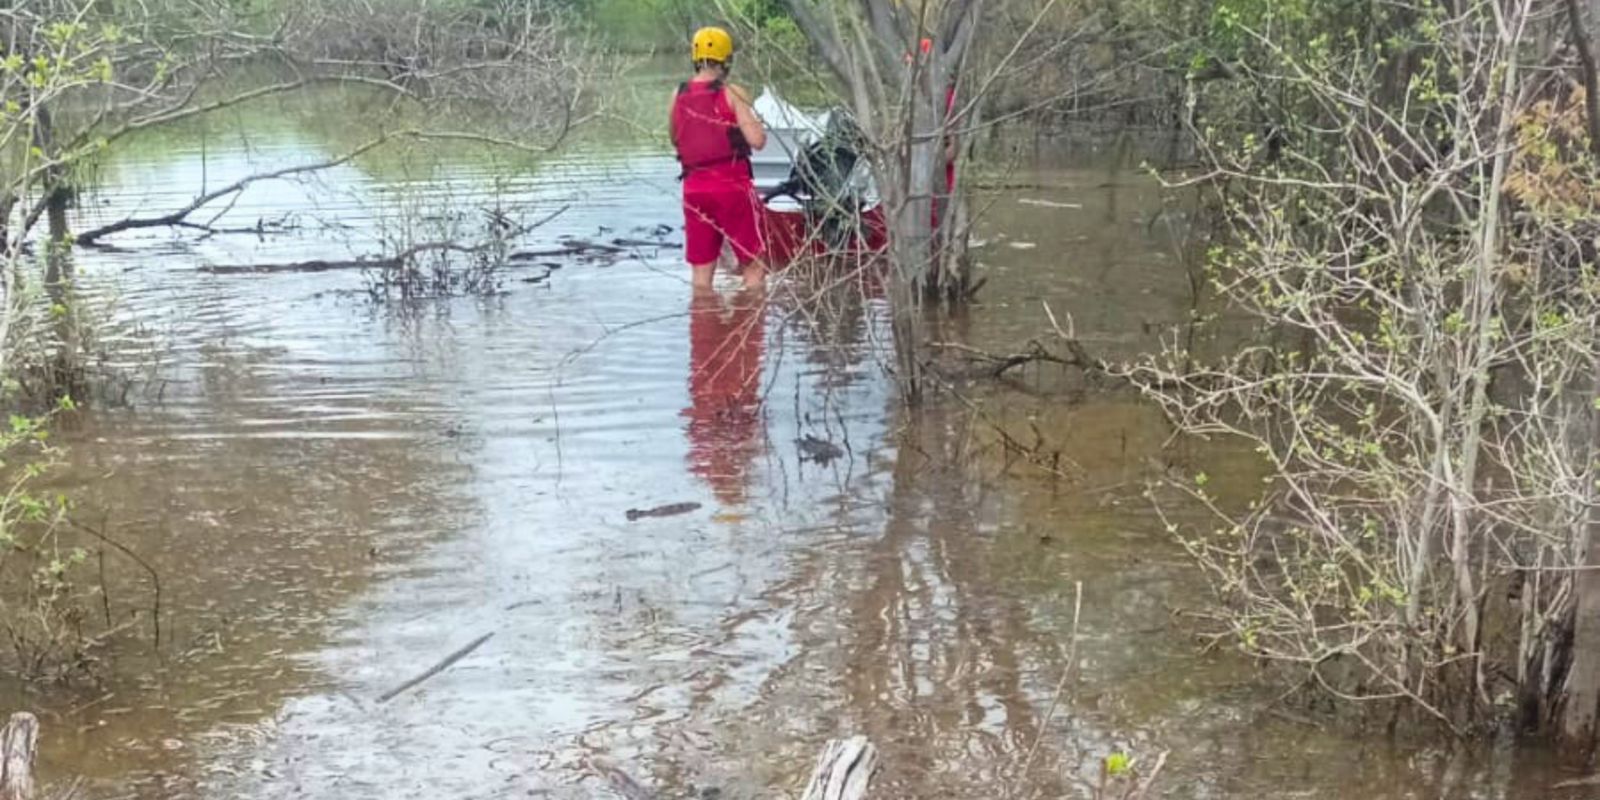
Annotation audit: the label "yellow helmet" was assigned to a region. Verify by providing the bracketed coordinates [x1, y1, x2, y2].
[692, 26, 734, 64]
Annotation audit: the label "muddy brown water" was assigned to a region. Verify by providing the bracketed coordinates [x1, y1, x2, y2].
[0, 119, 1581, 798]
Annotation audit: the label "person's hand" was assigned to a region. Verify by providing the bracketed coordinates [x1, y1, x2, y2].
[727, 83, 767, 150]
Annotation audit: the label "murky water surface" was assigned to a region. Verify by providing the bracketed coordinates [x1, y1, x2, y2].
[0, 105, 1580, 799]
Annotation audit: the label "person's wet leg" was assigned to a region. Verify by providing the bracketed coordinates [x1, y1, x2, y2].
[691, 263, 716, 288]
[739, 258, 766, 290]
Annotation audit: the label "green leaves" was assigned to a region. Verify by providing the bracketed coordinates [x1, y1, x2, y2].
[1104, 751, 1133, 777]
[29, 55, 51, 88]
[44, 21, 84, 48]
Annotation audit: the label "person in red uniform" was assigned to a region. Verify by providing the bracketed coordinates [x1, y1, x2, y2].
[671, 27, 769, 290]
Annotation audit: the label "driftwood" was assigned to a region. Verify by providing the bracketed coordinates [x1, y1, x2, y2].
[800, 737, 878, 800]
[199, 252, 570, 276]
[583, 737, 879, 800]
[507, 237, 680, 261]
[376, 632, 494, 703]
[199, 258, 395, 274]
[510, 241, 622, 260]
[624, 502, 702, 521]
[1, 713, 37, 800]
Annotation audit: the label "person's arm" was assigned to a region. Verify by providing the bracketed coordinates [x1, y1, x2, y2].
[726, 83, 767, 151]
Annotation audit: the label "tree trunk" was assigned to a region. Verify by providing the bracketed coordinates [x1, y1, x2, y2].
[779, 0, 980, 403]
[0, 713, 36, 800]
[35, 105, 70, 258]
[1560, 0, 1600, 754]
[33, 105, 79, 398]
[1565, 410, 1600, 751]
[936, 71, 984, 304]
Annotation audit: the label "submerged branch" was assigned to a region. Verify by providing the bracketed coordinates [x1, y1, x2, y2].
[65, 517, 162, 653]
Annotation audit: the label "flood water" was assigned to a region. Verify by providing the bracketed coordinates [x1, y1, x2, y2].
[0, 97, 1583, 799]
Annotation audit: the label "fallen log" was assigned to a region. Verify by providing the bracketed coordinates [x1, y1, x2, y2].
[1, 712, 37, 800]
[800, 737, 878, 800]
[198, 258, 395, 274]
[509, 246, 590, 260]
[200, 255, 570, 276]
[609, 238, 682, 249]
[508, 239, 632, 260]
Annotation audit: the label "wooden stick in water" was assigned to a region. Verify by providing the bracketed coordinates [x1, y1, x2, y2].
[376, 633, 495, 704]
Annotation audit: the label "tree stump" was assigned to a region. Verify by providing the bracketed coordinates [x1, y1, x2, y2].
[799, 737, 878, 800]
[1, 712, 37, 800]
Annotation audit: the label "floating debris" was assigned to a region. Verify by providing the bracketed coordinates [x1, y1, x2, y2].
[797, 435, 846, 464]
[1018, 198, 1083, 209]
[625, 502, 702, 521]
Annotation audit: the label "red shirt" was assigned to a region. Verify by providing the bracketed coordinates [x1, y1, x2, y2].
[672, 78, 754, 192]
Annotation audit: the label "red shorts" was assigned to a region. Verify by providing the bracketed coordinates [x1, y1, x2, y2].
[683, 183, 766, 266]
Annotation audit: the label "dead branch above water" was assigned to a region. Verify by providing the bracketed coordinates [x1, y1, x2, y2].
[75, 134, 570, 247]
[3, 0, 594, 249]
[75, 136, 394, 246]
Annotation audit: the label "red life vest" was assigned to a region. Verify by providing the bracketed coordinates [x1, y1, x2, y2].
[671, 79, 751, 179]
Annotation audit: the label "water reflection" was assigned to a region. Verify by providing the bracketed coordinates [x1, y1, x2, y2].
[683, 285, 767, 506]
[841, 409, 1072, 798]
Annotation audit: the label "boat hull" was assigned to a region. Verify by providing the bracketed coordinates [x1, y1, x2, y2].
[760, 203, 889, 267]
